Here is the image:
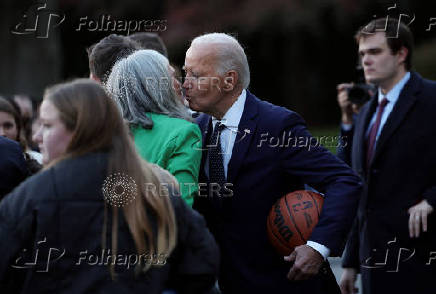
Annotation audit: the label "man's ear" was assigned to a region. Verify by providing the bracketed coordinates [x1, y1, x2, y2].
[397, 46, 408, 65]
[223, 70, 238, 92]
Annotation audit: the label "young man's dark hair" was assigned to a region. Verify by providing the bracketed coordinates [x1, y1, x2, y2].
[87, 34, 141, 84]
[355, 17, 414, 70]
[128, 32, 168, 58]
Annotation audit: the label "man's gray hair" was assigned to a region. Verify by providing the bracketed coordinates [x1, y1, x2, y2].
[106, 49, 191, 129]
[191, 33, 250, 89]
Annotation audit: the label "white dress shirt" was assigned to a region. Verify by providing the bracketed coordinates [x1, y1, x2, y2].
[365, 72, 411, 143]
[342, 72, 411, 137]
[205, 90, 246, 178]
[205, 89, 330, 259]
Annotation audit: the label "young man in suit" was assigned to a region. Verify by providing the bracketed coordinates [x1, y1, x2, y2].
[182, 32, 363, 293]
[339, 18, 436, 294]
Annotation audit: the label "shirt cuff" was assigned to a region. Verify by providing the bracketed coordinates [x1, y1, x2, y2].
[306, 241, 330, 260]
[341, 123, 353, 131]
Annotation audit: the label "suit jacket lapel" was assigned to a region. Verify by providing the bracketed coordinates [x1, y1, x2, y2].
[196, 113, 212, 180]
[354, 96, 378, 174]
[227, 91, 258, 184]
[371, 72, 421, 165]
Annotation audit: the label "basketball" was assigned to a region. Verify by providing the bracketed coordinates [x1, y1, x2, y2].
[266, 190, 324, 256]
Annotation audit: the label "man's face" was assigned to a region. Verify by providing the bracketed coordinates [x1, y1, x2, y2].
[358, 32, 404, 87]
[182, 44, 226, 114]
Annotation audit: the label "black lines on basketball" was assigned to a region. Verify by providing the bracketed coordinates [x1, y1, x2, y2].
[309, 192, 321, 218]
[284, 196, 305, 244]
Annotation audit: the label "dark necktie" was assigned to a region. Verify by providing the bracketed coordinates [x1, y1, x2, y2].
[366, 97, 389, 168]
[208, 122, 226, 189]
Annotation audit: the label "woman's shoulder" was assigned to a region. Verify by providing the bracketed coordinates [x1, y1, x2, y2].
[150, 113, 200, 132]
[146, 113, 201, 138]
[7, 153, 107, 202]
[0, 165, 56, 224]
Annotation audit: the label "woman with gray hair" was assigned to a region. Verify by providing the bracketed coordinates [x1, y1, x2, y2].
[106, 50, 201, 207]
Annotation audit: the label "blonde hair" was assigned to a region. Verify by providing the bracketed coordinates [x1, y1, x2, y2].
[43, 78, 177, 277]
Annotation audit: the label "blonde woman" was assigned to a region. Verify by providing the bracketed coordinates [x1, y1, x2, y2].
[0, 79, 218, 293]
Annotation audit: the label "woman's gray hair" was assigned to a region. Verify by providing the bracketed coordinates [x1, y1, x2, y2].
[106, 49, 191, 129]
[191, 33, 250, 89]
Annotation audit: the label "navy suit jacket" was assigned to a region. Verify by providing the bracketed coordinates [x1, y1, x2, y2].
[0, 137, 28, 199]
[337, 120, 356, 166]
[194, 90, 362, 293]
[342, 72, 436, 294]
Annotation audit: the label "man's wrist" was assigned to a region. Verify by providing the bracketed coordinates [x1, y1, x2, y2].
[306, 241, 330, 260]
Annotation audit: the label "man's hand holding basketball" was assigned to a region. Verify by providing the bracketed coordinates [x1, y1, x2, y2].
[284, 245, 324, 280]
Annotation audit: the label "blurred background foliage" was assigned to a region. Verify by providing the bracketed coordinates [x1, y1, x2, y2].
[1, 0, 436, 135]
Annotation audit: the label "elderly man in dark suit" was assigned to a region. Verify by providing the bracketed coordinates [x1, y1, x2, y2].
[182, 32, 363, 294]
[339, 18, 436, 294]
[0, 136, 28, 199]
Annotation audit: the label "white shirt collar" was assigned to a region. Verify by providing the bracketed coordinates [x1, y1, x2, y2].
[212, 89, 246, 129]
[378, 71, 410, 104]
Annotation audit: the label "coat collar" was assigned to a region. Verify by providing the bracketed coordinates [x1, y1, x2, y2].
[227, 90, 258, 183]
[370, 72, 422, 165]
[196, 90, 259, 183]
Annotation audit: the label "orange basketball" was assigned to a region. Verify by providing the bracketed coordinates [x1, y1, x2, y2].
[267, 190, 324, 256]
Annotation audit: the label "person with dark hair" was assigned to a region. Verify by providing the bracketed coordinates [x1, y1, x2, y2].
[13, 94, 35, 146]
[0, 136, 28, 199]
[0, 79, 218, 293]
[183, 32, 363, 293]
[339, 18, 436, 294]
[128, 32, 168, 57]
[0, 96, 42, 174]
[106, 50, 201, 207]
[87, 34, 141, 84]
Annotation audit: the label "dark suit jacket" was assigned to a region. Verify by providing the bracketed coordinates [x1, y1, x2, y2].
[342, 72, 436, 294]
[0, 137, 28, 199]
[0, 152, 219, 294]
[194, 90, 362, 293]
[337, 122, 355, 166]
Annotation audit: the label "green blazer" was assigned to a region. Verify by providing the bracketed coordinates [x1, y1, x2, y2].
[132, 113, 202, 206]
